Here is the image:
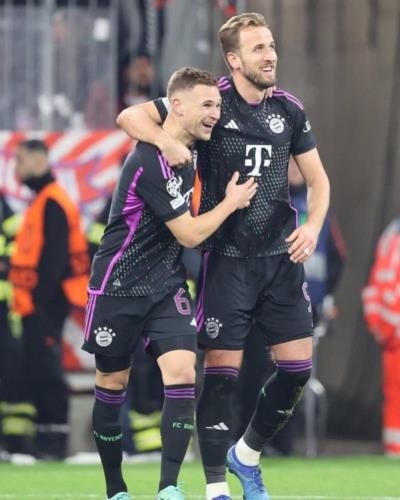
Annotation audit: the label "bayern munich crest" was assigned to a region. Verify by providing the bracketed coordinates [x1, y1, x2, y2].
[205, 317, 223, 339]
[94, 327, 116, 347]
[266, 114, 285, 134]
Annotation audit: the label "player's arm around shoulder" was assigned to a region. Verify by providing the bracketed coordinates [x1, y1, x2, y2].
[166, 172, 257, 248]
[116, 99, 191, 166]
[117, 100, 162, 138]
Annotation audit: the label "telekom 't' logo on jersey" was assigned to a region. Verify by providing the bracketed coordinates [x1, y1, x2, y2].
[244, 145, 272, 176]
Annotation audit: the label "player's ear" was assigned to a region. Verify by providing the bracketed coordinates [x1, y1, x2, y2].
[226, 51, 240, 70]
[170, 97, 184, 116]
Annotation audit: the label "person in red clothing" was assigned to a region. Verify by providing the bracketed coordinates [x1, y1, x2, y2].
[9, 139, 90, 459]
[363, 217, 400, 456]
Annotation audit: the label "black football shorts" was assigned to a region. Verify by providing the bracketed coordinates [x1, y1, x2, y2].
[82, 285, 197, 359]
[196, 252, 313, 349]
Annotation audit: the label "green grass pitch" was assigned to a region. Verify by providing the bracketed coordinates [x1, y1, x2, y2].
[0, 456, 399, 499]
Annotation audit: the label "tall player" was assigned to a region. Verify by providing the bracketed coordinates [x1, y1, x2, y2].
[82, 67, 256, 500]
[117, 13, 330, 500]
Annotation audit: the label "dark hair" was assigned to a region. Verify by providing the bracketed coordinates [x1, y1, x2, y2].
[219, 12, 268, 68]
[121, 50, 152, 69]
[166, 67, 218, 99]
[135, 49, 151, 61]
[18, 139, 48, 154]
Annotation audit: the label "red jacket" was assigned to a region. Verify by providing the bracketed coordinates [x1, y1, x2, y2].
[362, 218, 400, 349]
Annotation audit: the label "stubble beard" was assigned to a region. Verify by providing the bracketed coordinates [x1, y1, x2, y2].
[243, 65, 276, 91]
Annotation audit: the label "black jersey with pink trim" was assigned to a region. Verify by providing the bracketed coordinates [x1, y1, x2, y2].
[155, 77, 317, 257]
[89, 142, 194, 296]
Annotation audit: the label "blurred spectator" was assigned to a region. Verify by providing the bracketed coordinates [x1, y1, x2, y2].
[50, 9, 90, 129]
[236, 157, 346, 455]
[84, 80, 115, 130]
[8, 140, 90, 460]
[182, 249, 201, 302]
[119, 52, 163, 110]
[362, 217, 400, 457]
[87, 196, 113, 263]
[0, 193, 35, 456]
[130, 0, 167, 58]
[215, 0, 238, 17]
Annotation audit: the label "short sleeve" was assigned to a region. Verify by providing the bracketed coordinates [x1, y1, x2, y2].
[290, 107, 317, 156]
[153, 97, 170, 124]
[136, 152, 190, 222]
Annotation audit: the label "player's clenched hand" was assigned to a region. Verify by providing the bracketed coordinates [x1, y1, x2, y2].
[158, 131, 192, 167]
[225, 171, 257, 209]
[286, 222, 319, 263]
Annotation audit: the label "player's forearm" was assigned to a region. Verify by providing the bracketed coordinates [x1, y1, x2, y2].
[306, 174, 330, 234]
[116, 105, 165, 148]
[180, 199, 236, 248]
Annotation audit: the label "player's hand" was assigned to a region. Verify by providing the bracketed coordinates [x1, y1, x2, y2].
[158, 131, 192, 167]
[266, 85, 276, 98]
[286, 222, 319, 263]
[225, 171, 257, 209]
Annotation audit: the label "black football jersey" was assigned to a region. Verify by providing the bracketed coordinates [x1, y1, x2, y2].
[155, 76, 316, 257]
[89, 143, 194, 296]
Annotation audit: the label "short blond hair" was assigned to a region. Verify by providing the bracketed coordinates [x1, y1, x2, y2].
[219, 12, 268, 68]
[167, 67, 218, 99]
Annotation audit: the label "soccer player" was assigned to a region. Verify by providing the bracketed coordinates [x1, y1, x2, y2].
[116, 13, 330, 500]
[82, 67, 257, 500]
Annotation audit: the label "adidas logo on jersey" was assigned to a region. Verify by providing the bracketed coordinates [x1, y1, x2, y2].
[224, 119, 239, 130]
[205, 422, 229, 431]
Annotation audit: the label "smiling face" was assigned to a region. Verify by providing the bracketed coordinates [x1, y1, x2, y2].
[165, 67, 221, 144]
[174, 84, 221, 142]
[229, 26, 277, 90]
